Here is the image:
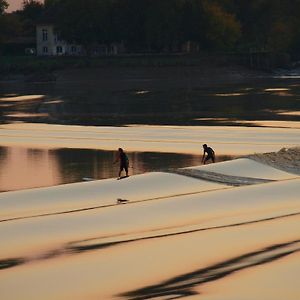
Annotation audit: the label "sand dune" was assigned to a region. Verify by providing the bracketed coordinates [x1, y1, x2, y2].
[187, 158, 297, 180]
[199, 250, 300, 300]
[0, 126, 299, 299]
[0, 174, 299, 299]
[0, 176, 299, 259]
[0, 162, 300, 299]
[0, 172, 227, 221]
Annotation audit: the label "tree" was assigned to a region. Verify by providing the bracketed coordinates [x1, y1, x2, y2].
[181, 0, 205, 44]
[144, 0, 183, 51]
[202, 1, 241, 50]
[3, 0, 300, 56]
[0, 0, 9, 49]
[112, 0, 148, 51]
[55, 0, 112, 53]
[0, 12, 24, 54]
[0, 0, 8, 14]
[19, 0, 44, 35]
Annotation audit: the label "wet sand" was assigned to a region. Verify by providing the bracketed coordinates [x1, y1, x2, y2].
[0, 124, 299, 299]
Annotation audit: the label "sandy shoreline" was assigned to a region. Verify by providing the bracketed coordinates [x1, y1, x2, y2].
[0, 123, 299, 299]
[0, 123, 299, 155]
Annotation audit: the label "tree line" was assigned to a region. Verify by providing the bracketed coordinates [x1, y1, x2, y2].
[1, 0, 300, 56]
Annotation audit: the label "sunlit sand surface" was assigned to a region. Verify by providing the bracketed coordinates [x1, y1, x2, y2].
[1, 176, 299, 258]
[188, 158, 297, 180]
[0, 123, 299, 154]
[0, 172, 226, 221]
[199, 251, 300, 300]
[0, 160, 299, 298]
[0, 123, 300, 299]
[2, 215, 300, 300]
[0, 177, 299, 299]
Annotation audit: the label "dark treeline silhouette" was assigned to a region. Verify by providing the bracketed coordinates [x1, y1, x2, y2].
[1, 0, 300, 56]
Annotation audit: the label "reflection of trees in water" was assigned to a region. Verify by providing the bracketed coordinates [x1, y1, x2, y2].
[54, 149, 116, 181]
[2, 74, 300, 126]
[0, 147, 62, 191]
[50, 149, 211, 182]
[131, 152, 233, 173]
[0, 147, 8, 162]
[27, 148, 46, 163]
[0, 147, 9, 191]
[0, 147, 235, 192]
[53, 149, 201, 181]
[131, 152, 199, 173]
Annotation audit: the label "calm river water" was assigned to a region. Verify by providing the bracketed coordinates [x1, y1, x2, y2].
[1, 67, 300, 126]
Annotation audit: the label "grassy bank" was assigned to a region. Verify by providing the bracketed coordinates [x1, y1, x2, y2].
[0, 51, 292, 78]
[0, 53, 249, 76]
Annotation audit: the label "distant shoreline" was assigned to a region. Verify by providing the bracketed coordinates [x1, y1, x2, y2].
[0, 53, 274, 81]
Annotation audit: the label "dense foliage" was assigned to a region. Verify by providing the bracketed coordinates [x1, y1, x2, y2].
[2, 0, 300, 55]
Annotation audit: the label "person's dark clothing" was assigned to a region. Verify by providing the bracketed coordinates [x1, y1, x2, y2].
[204, 147, 215, 163]
[119, 152, 129, 173]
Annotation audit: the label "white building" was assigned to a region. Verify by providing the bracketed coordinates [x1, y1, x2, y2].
[36, 24, 82, 56]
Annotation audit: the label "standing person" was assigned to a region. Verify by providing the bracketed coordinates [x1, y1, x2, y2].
[202, 144, 215, 164]
[114, 148, 129, 179]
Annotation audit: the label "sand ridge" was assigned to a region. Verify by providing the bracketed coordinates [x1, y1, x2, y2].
[0, 146, 299, 299]
[247, 147, 300, 175]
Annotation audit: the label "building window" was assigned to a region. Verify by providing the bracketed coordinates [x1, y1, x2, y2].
[71, 46, 77, 53]
[42, 29, 48, 41]
[43, 46, 48, 53]
[54, 34, 62, 43]
[56, 46, 63, 54]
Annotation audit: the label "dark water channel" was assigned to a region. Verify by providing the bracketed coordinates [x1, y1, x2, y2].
[0, 146, 233, 192]
[0, 67, 300, 126]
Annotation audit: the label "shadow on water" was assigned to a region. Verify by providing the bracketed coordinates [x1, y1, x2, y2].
[120, 239, 300, 299]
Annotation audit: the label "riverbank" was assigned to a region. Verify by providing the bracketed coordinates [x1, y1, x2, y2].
[0, 123, 299, 155]
[0, 53, 268, 82]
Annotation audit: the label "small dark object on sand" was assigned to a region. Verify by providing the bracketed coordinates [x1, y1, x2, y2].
[117, 198, 129, 204]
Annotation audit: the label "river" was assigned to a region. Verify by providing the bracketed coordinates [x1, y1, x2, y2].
[0, 66, 299, 191]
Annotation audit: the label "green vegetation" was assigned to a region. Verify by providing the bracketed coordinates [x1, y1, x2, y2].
[0, 0, 8, 44]
[0, 0, 8, 14]
[2, 0, 300, 56]
[0, 53, 240, 75]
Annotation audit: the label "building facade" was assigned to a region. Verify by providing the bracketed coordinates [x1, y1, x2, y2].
[36, 24, 82, 56]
